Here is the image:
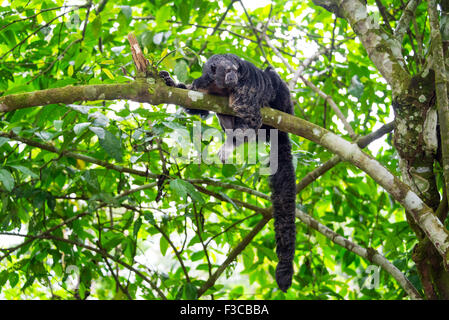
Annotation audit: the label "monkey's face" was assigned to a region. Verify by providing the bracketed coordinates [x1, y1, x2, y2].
[204, 56, 239, 89]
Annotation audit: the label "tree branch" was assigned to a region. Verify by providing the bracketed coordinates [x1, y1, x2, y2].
[395, 0, 421, 41]
[428, 0, 449, 210]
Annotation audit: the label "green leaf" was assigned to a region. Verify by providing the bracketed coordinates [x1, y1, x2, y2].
[0, 270, 8, 287]
[222, 164, 237, 177]
[53, 263, 63, 277]
[155, 7, 171, 30]
[41, 2, 56, 23]
[133, 217, 142, 238]
[101, 231, 124, 251]
[218, 191, 240, 211]
[123, 237, 135, 263]
[83, 170, 100, 193]
[9, 165, 39, 179]
[46, 194, 56, 212]
[120, 6, 132, 20]
[53, 120, 63, 131]
[182, 283, 198, 300]
[190, 251, 205, 261]
[74, 122, 91, 135]
[348, 75, 364, 99]
[169, 179, 187, 198]
[98, 130, 123, 162]
[196, 264, 210, 271]
[0, 137, 9, 148]
[8, 272, 19, 288]
[174, 60, 189, 83]
[31, 261, 47, 277]
[144, 211, 156, 225]
[169, 179, 204, 203]
[177, 0, 191, 25]
[160, 236, 169, 256]
[0, 169, 14, 191]
[89, 126, 105, 139]
[78, 281, 87, 299]
[91, 14, 102, 39]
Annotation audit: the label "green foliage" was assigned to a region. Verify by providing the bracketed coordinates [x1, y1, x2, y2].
[0, 0, 422, 300]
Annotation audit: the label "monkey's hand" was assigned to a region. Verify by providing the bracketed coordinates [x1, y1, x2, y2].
[159, 71, 210, 118]
[159, 70, 188, 89]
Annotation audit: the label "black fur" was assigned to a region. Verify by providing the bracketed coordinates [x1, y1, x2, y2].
[160, 54, 296, 292]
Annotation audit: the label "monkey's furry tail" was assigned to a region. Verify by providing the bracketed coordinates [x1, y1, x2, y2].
[270, 130, 296, 292]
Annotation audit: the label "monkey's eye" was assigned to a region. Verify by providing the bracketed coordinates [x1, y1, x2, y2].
[210, 65, 216, 74]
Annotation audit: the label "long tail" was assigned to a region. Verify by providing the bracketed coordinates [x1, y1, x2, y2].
[269, 130, 296, 292]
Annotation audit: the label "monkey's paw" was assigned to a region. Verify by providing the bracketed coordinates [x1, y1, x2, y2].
[159, 71, 176, 87]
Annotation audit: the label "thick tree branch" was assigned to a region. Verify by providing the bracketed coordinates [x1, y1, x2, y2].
[395, 0, 421, 41]
[0, 80, 228, 114]
[428, 0, 449, 209]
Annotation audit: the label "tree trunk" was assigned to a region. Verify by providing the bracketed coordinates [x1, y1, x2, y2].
[393, 70, 449, 299]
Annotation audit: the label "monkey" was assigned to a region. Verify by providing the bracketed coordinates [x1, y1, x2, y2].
[160, 54, 296, 292]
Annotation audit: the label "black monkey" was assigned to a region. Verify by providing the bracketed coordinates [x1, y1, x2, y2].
[160, 54, 296, 292]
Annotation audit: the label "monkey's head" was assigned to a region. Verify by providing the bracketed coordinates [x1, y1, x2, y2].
[203, 55, 239, 89]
